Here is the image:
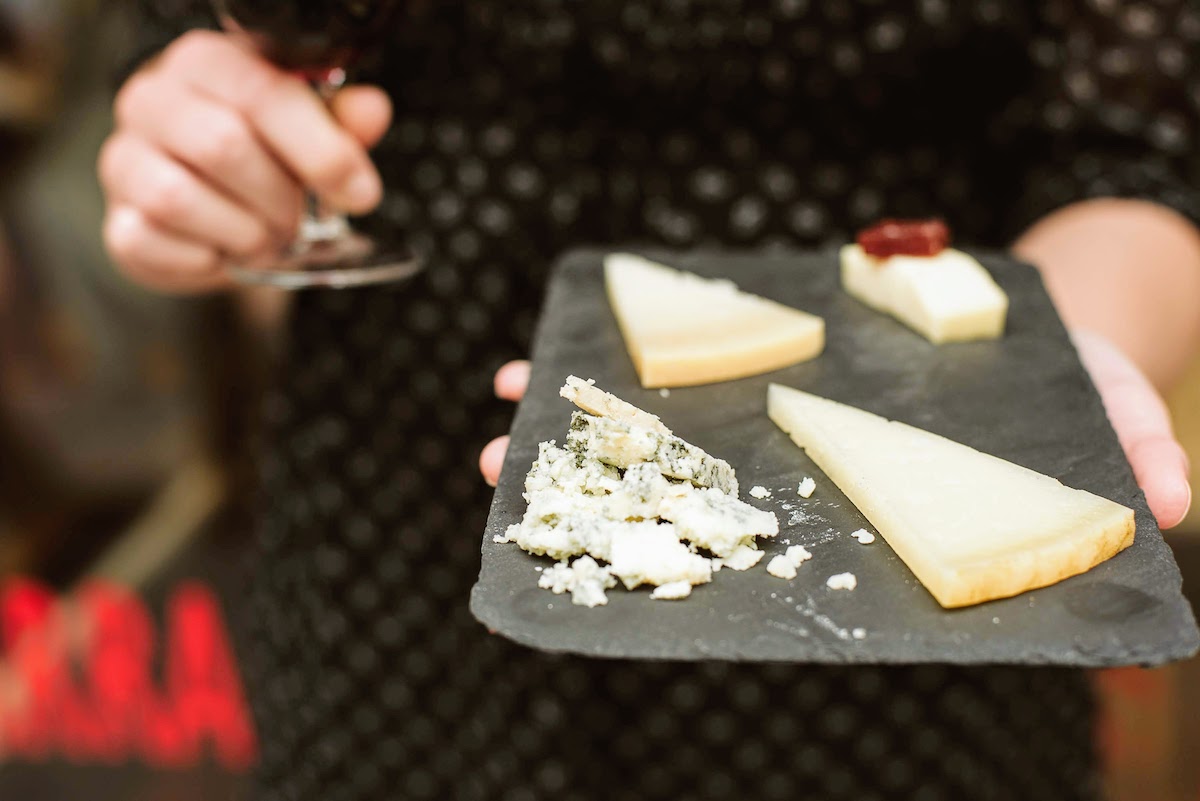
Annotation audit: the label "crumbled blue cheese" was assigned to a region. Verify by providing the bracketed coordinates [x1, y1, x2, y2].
[566, 412, 739, 496]
[719, 543, 765, 571]
[538, 556, 618, 607]
[766, 555, 797, 579]
[797, 477, 816, 498]
[512, 513, 626, 562]
[502, 378, 783, 605]
[650, 580, 692, 600]
[749, 485, 771, 499]
[658, 485, 778, 557]
[524, 441, 621, 498]
[850, 529, 875, 545]
[785, 544, 813, 566]
[609, 522, 713, 589]
[826, 572, 858, 590]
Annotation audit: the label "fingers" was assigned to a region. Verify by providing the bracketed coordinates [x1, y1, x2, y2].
[1073, 330, 1192, 528]
[157, 31, 382, 213]
[115, 72, 303, 234]
[330, 85, 393, 149]
[1128, 437, 1192, 529]
[102, 206, 230, 293]
[99, 133, 275, 257]
[494, 360, 531, 402]
[481, 362, 531, 485]
[480, 436, 510, 488]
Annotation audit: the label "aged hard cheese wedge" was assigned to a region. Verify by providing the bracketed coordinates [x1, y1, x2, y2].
[605, 253, 825, 388]
[767, 384, 1135, 607]
[840, 244, 1008, 343]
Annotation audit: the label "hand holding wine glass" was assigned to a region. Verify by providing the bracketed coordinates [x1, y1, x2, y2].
[100, 23, 406, 292]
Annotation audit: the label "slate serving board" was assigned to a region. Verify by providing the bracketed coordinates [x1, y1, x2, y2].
[470, 248, 1200, 666]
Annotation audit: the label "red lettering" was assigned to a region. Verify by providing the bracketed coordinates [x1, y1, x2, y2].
[77, 581, 157, 763]
[0, 579, 64, 762]
[163, 583, 258, 770]
[0, 577, 257, 772]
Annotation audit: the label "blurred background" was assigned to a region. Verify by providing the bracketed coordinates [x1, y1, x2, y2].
[0, 2, 1197, 799]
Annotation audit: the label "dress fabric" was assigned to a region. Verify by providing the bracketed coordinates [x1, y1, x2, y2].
[128, 2, 1200, 799]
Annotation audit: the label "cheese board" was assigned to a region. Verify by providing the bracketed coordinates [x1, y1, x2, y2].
[470, 248, 1200, 665]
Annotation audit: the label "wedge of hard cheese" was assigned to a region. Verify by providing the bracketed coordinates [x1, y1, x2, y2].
[605, 253, 825, 388]
[840, 244, 1008, 343]
[767, 384, 1135, 607]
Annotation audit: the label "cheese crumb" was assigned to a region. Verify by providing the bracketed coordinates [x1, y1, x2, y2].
[785, 545, 812, 566]
[766, 555, 798, 580]
[537, 556, 618, 607]
[720, 544, 765, 571]
[749, 485, 772, 499]
[651, 581, 693, 600]
[851, 627, 866, 640]
[797, 477, 816, 498]
[826, 572, 858, 591]
[659, 388, 670, 398]
[850, 528, 875, 545]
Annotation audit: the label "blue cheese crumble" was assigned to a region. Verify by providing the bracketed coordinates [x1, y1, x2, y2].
[501, 378, 781, 605]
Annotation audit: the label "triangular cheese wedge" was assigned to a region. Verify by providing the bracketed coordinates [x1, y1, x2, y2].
[767, 384, 1135, 607]
[604, 253, 825, 388]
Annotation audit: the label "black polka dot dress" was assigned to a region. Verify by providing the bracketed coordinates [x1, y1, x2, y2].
[131, 2, 1199, 799]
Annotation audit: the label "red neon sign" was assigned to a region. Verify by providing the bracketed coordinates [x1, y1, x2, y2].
[0, 578, 257, 770]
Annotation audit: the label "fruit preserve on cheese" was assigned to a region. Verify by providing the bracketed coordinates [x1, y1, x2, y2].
[857, 219, 950, 258]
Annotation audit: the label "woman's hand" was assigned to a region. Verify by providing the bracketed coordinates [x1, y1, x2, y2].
[99, 30, 392, 293]
[1015, 197, 1200, 529]
[478, 350, 1191, 528]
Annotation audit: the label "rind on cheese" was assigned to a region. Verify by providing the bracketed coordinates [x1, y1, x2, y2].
[560, 375, 670, 434]
[839, 244, 1008, 343]
[767, 383, 1135, 608]
[604, 252, 825, 388]
[566, 411, 739, 496]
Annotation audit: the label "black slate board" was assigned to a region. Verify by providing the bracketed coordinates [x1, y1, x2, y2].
[470, 248, 1200, 666]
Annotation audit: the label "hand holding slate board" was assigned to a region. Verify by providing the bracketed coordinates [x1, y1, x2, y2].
[471, 249, 1200, 666]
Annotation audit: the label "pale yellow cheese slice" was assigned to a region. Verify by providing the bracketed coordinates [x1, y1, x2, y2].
[767, 384, 1135, 607]
[604, 253, 825, 388]
[839, 244, 1008, 343]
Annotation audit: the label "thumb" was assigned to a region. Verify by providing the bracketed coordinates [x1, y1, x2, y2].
[1073, 329, 1192, 529]
[329, 85, 393, 149]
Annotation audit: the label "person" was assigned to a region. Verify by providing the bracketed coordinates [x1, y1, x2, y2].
[100, 5, 1196, 528]
[99, 3, 1198, 799]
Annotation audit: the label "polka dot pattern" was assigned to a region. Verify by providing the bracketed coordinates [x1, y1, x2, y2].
[128, 1, 1200, 799]
[242, 282, 1102, 801]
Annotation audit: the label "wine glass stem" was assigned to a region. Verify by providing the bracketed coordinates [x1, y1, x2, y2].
[299, 69, 351, 246]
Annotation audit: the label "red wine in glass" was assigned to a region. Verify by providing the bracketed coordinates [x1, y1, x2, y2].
[212, 0, 421, 289]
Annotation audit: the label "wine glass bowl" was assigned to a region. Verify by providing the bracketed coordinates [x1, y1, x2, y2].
[214, 0, 402, 73]
[211, 0, 419, 289]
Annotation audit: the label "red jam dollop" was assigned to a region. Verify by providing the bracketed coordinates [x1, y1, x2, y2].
[857, 218, 950, 259]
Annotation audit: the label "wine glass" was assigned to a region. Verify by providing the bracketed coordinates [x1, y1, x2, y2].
[212, 0, 421, 289]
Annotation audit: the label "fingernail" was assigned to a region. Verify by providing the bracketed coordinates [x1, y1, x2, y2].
[342, 170, 381, 210]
